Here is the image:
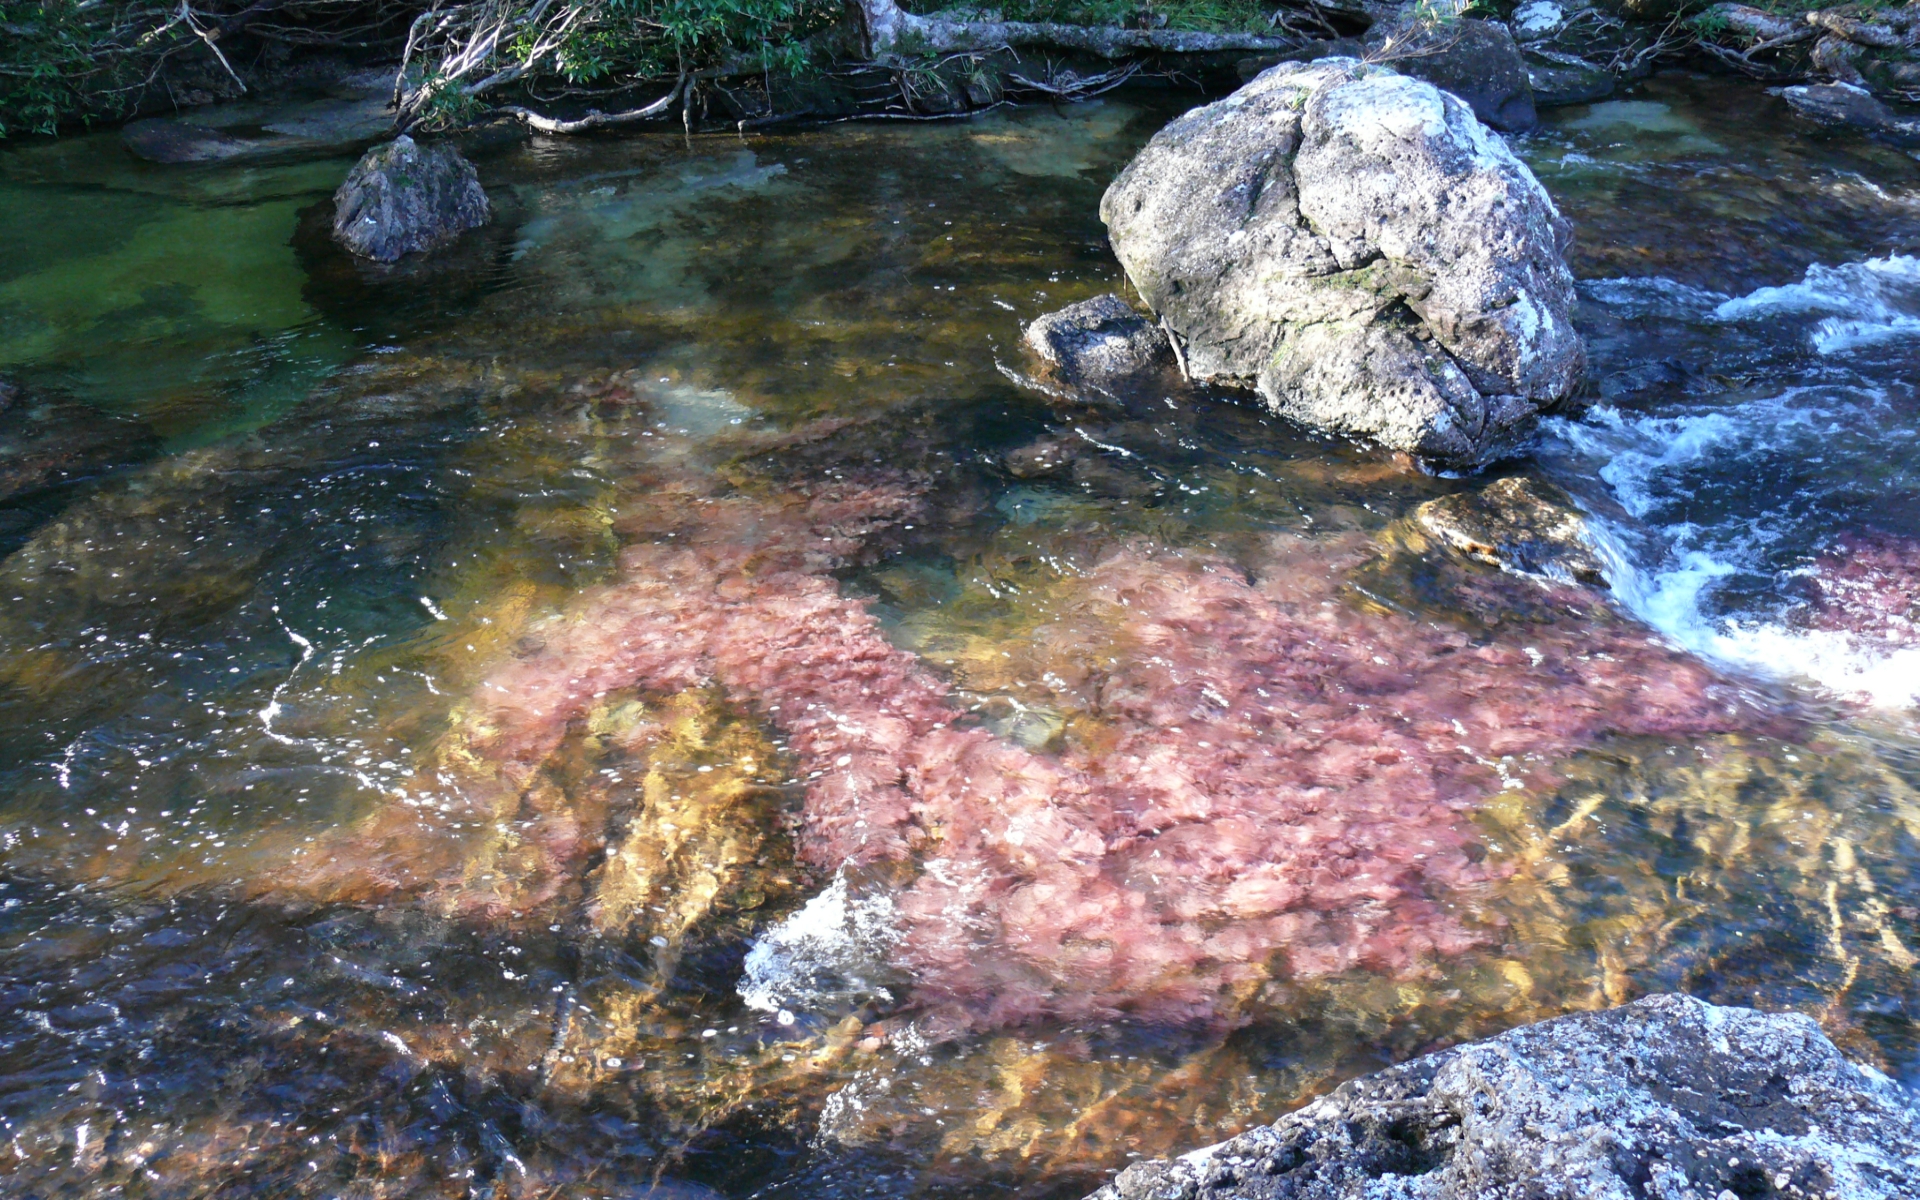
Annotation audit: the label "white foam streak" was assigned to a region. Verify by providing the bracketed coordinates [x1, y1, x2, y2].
[1712, 255, 1920, 356]
[1544, 362, 1919, 711]
[1604, 545, 1920, 710]
[738, 869, 900, 1016]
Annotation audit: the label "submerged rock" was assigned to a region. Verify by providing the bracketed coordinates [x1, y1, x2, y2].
[1367, 18, 1537, 132]
[1021, 293, 1178, 401]
[331, 135, 492, 263]
[0, 381, 157, 506]
[1089, 994, 1920, 1200]
[1101, 60, 1586, 470]
[1414, 475, 1608, 585]
[121, 119, 278, 164]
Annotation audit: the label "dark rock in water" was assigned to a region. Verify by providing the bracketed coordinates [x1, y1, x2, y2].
[121, 120, 272, 164]
[1415, 475, 1608, 586]
[1367, 18, 1537, 132]
[1777, 83, 1920, 149]
[999, 432, 1166, 498]
[331, 135, 492, 263]
[1525, 53, 1616, 107]
[1088, 994, 1920, 1200]
[1101, 60, 1585, 470]
[1598, 356, 1696, 401]
[1021, 294, 1177, 401]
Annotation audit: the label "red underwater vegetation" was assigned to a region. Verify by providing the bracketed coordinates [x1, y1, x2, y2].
[459, 468, 1756, 1029]
[1805, 533, 1920, 649]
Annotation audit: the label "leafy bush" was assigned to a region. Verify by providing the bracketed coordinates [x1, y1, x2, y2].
[400, 0, 845, 128]
[0, 0, 155, 136]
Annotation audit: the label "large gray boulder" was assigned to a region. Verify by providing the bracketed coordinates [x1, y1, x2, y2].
[1778, 83, 1920, 150]
[331, 135, 491, 263]
[1087, 994, 1920, 1200]
[1100, 60, 1586, 470]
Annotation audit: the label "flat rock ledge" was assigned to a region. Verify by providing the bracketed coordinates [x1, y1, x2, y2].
[332, 135, 491, 263]
[1100, 59, 1586, 470]
[1088, 995, 1920, 1200]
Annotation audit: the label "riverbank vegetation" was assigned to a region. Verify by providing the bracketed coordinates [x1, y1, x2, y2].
[2, 0, 1914, 140]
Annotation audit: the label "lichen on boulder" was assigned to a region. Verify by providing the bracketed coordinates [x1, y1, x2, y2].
[331, 134, 492, 263]
[1100, 59, 1586, 470]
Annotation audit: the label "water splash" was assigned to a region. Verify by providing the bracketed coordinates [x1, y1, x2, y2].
[1713, 255, 1920, 355]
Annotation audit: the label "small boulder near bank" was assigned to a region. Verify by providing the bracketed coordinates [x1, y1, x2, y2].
[1101, 60, 1585, 471]
[1022, 293, 1179, 401]
[332, 135, 491, 263]
[1089, 994, 1920, 1200]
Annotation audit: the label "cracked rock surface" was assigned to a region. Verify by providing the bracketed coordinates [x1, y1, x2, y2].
[1100, 59, 1586, 470]
[1086, 994, 1920, 1200]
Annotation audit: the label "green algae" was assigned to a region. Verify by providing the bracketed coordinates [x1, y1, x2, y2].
[0, 130, 354, 441]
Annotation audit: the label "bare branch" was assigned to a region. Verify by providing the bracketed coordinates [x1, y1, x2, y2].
[497, 73, 687, 131]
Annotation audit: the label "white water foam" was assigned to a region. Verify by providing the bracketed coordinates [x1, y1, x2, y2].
[1604, 542, 1920, 711]
[1545, 386, 1920, 711]
[1581, 275, 1730, 319]
[1713, 254, 1920, 355]
[738, 869, 901, 1017]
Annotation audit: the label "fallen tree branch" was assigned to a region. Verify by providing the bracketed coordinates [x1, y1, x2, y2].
[1806, 8, 1904, 50]
[497, 72, 687, 131]
[1005, 61, 1140, 98]
[854, 0, 1300, 59]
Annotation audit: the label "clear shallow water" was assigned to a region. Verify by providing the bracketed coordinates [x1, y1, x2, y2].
[0, 75, 1917, 1200]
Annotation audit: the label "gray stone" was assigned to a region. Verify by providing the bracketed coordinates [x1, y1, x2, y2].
[331, 135, 492, 263]
[122, 82, 394, 165]
[1022, 293, 1177, 400]
[1088, 994, 1920, 1200]
[259, 95, 394, 144]
[1100, 60, 1585, 470]
[1778, 83, 1920, 149]
[121, 120, 277, 164]
[1366, 18, 1537, 132]
[1415, 475, 1608, 585]
[1525, 54, 1616, 107]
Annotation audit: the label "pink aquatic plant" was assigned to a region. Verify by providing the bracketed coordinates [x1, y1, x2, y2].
[1804, 533, 1920, 650]
[439, 461, 1755, 1029]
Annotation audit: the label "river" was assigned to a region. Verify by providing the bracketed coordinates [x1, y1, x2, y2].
[0, 71, 1916, 1199]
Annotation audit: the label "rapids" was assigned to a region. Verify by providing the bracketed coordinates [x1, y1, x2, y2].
[0, 72, 1917, 1199]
